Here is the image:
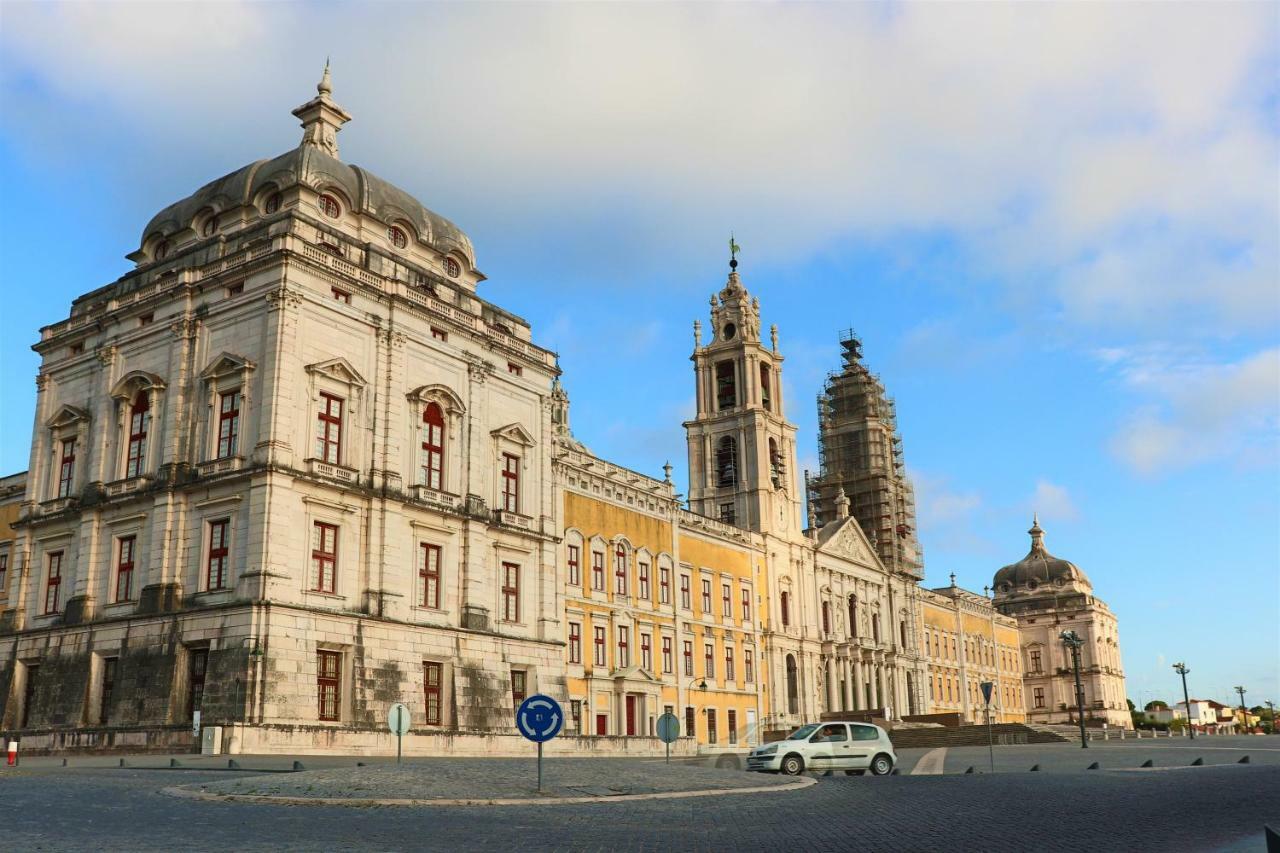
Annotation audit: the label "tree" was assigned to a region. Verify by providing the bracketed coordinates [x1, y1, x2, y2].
[1126, 699, 1136, 711]
[1144, 700, 1169, 712]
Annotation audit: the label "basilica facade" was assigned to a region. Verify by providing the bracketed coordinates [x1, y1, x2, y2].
[0, 72, 1127, 755]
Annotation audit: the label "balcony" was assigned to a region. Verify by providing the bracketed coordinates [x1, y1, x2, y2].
[409, 484, 460, 511]
[492, 509, 533, 531]
[198, 456, 245, 477]
[306, 459, 360, 486]
[105, 476, 149, 497]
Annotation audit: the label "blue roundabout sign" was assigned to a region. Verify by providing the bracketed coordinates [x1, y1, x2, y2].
[516, 694, 563, 743]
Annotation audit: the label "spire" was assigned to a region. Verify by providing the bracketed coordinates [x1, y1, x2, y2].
[293, 59, 352, 158]
[1029, 513, 1045, 551]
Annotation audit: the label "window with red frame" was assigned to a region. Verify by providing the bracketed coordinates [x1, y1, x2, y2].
[419, 543, 441, 608]
[316, 394, 343, 464]
[616, 626, 630, 668]
[728, 709, 738, 745]
[501, 453, 520, 513]
[593, 626, 606, 666]
[332, 287, 351, 303]
[591, 551, 605, 591]
[707, 708, 718, 744]
[637, 561, 650, 600]
[568, 622, 581, 663]
[318, 194, 340, 218]
[311, 522, 338, 593]
[317, 650, 341, 721]
[511, 670, 527, 707]
[701, 579, 712, 613]
[388, 225, 408, 248]
[507, 362, 522, 376]
[659, 566, 670, 604]
[640, 633, 652, 671]
[115, 536, 136, 602]
[207, 519, 229, 590]
[680, 574, 691, 610]
[44, 551, 62, 614]
[722, 583, 731, 617]
[421, 403, 445, 490]
[704, 643, 715, 679]
[0, 552, 8, 593]
[741, 588, 751, 623]
[424, 661, 443, 725]
[567, 545, 581, 586]
[614, 546, 628, 596]
[745, 648, 755, 682]
[431, 327, 448, 341]
[57, 439, 76, 497]
[683, 640, 693, 676]
[501, 562, 519, 621]
[780, 590, 790, 627]
[125, 391, 150, 478]
[216, 390, 240, 459]
[661, 637, 673, 673]
[725, 647, 735, 681]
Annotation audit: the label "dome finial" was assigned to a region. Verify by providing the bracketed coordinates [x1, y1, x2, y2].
[729, 233, 740, 272]
[318, 58, 333, 96]
[1029, 513, 1045, 550]
[294, 57, 351, 158]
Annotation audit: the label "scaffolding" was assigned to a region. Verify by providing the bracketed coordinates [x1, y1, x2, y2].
[810, 330, 924, 578]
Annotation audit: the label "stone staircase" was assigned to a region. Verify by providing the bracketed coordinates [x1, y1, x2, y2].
[887, 722, 1071, 749]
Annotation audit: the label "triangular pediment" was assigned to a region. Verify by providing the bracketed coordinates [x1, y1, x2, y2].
[491, 422, 535, 447]
[46, 404, 91, 428]
[817, 516, 881, 567]
[305, 357, 367, 387]
[200, 352, 256, 380]
[611, 665, 662, 684]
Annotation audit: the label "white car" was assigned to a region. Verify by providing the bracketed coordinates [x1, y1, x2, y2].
[746, 721, 897, 776]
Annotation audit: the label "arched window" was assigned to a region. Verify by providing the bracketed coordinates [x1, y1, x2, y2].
[768, 437, 781, 487]
[202, 215, 219, 237]
[614, 545, 628, 596]
[780, 590, 790, 628]
[125, 391, 150, 478]
[444, 256, 461, 278]
[421, 403, 445, 490]
[715, 436, 737, 488]
[265, 192, 282, 214]
[900, 619, 908, 648]
[847, 594, 858, 639]
[785, 654, 799, 714]
[318, 193, 341, 218]
[872, 612, 881, 643]
[760, 363, 772, 411]
[388, 225, 408, 248]
[821, 600, 831, 635]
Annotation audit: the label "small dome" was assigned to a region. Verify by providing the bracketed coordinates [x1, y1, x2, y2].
[992, 516, 1090, 596]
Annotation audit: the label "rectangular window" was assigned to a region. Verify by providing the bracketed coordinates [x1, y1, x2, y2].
[207, 519, 230, 590]
[728, 709, 738, 745]
[317, 650, 341, 721]
[641, 632, 652, 671]
[332, 287, 351, 303]
[715, 361, 736, 411]
[1030, 650, 1042, 673]
[115, 536, 136, 602]
[507, 362, 522, 376]
[431, 327, 448, 342]
[22, 665, 39, 728]
[570, 699, 581, 732]
[57, 438, 76, 497]
[704, 643, 715, 679]
[138, 312, 153, 326]
[424, 661, 443, 725]
[661, 637, 673, 673]
[592, 551, 605, 591]
[683, 640, 693, 676]
[316, 393, 343, 464]
[227, 283, 244, 297]
[511, 670, 527, 707]
[680, 574, 691, 610]
[659, 566, 670, 604]
[419, 543, 441, 608]
[614, 548, 628, 596]
[125, 394, 150, 478]
[502, 562, 520, 622]
[99, 656, 118, 724]
[701, 579, 712, 614]
[568, 622, 581, 664]
[638, 562, 650, 600]
[725, 647, 735, 682]
[707, 708, 718, 744]
[741, 588, 751, 623]
[0, 552, 8, 593]
[216, 390, 240, 459]
[721, 583, 731, 617]
[421, 406, 445, 490]
[1034, 687, 1045, 709]
[617, 626, 630, 668]
[780, 591, 790, 628]
[567, 545, 581, 586]
[501, 453, 520, 513]
[311, 522, 338, 593]
[685, 706, 695, 740]
[719, 503, 735, 525]
[744, 648, 755, 683]
[188, 648, 208, 720]
[594, 626, 606, 667]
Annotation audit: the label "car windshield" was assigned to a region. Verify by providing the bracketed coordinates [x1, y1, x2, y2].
[787, 724, 820, 741]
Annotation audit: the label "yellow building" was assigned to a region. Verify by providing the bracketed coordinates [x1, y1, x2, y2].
[919, 580, 1024, 724]
[0, 473, 25, 623]
[555, 436, 765, 747]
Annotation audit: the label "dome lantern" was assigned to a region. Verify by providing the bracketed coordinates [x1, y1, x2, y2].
[292, 59, 352, 158]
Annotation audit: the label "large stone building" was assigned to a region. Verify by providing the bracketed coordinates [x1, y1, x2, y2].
[0, 71, 1126, 755]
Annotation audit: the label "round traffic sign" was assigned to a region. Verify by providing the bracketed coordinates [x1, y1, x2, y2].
[656, 712, 680, 744]
[516, 694, 563, 743]
[387, 702, 411, 736]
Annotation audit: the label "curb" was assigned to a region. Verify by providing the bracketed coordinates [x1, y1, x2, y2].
[162, 774, 816, 807]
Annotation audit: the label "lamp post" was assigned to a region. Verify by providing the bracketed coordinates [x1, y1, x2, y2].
[1173, 662, 1194, 740]
[1060, 630, 1088, 749]
[684, 678, 708, 739]
[1234, 686, 1247, 733]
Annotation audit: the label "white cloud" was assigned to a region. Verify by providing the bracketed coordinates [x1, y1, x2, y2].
[912, 470, 983, 526]
[1031, 480, 1080, 524]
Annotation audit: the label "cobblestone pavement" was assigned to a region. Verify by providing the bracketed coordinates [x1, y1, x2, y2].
[936, 734, 1280, 774]
[2, 760, 1277, 851]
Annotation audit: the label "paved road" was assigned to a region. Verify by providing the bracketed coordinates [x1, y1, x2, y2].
[2, 758, 1276, 851]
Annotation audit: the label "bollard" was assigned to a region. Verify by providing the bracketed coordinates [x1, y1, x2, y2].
[1191, 758, 1203, 766]
[292, 760, 305, 771]
[964, 766, 975, 774]
[170, 758, 181, 768]
[357, 761, 366, 767]
[1239, 755, 1250, 764]
[119, 758, 127, 767]
[1029, 764, 1040, 772]
[7, 740, 17, 767]
[1087, 761, 1100, 770]
[228, 759, 240, 769]
[1141, 759, 1154, 767]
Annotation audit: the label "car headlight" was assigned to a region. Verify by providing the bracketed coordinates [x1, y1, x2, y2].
[755, 744, 778, 756]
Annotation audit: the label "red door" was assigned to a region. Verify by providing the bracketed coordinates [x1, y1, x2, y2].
[625, 696, 637, 736]
[596, 714, 607, 736]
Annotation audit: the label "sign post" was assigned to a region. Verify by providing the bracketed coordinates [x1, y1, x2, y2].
[515, 694, 563, 793]
[980, 681, 995, 773]
[387, 702, 411, 765]
[656, 712, 680, 764]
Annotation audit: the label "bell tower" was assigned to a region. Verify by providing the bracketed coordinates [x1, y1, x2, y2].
[684, 243, 802, 534]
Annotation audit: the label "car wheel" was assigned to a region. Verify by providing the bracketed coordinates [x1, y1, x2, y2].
[870, 754, 893, 776]
[715, 754, 740, 770]
[780, 754, 805, 776]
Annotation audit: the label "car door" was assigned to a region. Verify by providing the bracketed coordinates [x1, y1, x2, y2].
[847, 723, 879, 768]
[807, 724, 850, 770]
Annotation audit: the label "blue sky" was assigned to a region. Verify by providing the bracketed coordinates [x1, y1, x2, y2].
[1, 2, 1276, 710]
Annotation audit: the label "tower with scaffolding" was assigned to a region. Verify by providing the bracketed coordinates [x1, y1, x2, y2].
[808, 330, 924, 579]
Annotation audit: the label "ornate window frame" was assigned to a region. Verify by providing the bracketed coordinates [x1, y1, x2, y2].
[109, 371, 166, 483]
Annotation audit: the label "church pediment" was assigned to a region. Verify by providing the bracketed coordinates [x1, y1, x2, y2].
[491, 423, 535, 447]
[305, 357, 367, 387]
[817, 517, 880, 567]
[200, 352, 256, 380]
[46, 404, 91, 429]
[610, 665, 662, 684]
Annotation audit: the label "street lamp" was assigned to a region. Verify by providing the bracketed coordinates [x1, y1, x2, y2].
[1060, 630, 1088, 749]
[1173, 662, 1194, 740]
[1234, 686, 1247, 733]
